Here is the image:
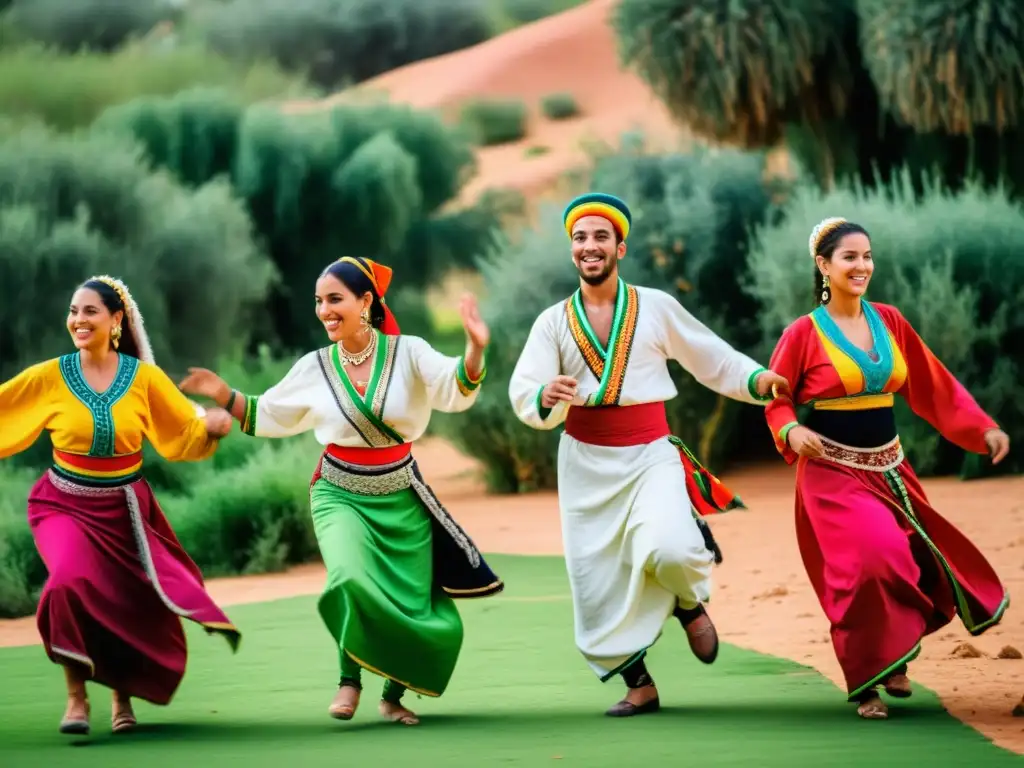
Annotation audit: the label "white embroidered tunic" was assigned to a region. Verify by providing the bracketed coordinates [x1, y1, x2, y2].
[508, 281, 768, 680]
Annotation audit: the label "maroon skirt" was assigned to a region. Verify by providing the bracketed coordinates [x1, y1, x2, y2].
[28, 470, 240, 705]
[794, 438, 1008, 700]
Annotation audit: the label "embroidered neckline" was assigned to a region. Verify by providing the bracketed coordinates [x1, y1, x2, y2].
[58, 353, 140, 456]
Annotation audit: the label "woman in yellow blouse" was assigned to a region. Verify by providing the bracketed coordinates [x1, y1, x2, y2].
[0, 275, 240, 737]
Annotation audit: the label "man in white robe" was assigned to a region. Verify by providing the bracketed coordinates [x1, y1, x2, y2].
[508, 192, 788, 717]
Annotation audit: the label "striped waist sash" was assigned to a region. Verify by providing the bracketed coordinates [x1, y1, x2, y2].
[52, 450, 143, 486]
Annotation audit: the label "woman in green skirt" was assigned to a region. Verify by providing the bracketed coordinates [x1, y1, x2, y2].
[179, 257, 503, 725]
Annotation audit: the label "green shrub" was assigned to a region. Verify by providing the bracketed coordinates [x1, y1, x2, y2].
[745, 169, 1024, 478]
[8, 0, 175, 53]
[97, 91, 503, 353]
[0, 464, 46, 617]
[162, 437, 323, 577]
[438, 138, 783, 491]
[459, 99, 528, 146]
[194, 0, 492, 90]
[0, 125, 274, 389]
[540, 92, 579, 120]
[0, 43, 309, 132]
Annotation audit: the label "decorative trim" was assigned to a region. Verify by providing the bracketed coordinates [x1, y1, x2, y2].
[317, 341, 403, 448]
[535, 385, 551, 421]
[779, 421, 800, 445]
[57, 353, 139, 457]
[241, 395, 259, 436]
[746, 367, 771, 401]
[818, 435, 904, 472]
[455, 355, 487, 396]
[811, 301, 894, 394]
[565, 295, 604, 381]
[813, 393, 894, 411]
[596, 285, 640, 406]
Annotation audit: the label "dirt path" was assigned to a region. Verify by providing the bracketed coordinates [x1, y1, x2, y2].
[1, 438, 1021, 752]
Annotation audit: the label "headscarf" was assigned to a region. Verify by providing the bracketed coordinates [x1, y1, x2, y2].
[563, 192, 632, 242]
[334, 256, 401, 335]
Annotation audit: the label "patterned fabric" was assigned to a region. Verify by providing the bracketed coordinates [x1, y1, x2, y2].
[57, 353, 139, 456]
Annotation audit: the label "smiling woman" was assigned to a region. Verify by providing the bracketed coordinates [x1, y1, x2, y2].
[764, 217, 1012, 721]
[178, 255, 502, 728]
[0, 274, 239, 738]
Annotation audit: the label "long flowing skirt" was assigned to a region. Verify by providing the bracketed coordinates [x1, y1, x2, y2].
[29, 471, 240, 705]
[795, 456, 1008, 700]
[310, 478, 465, 697]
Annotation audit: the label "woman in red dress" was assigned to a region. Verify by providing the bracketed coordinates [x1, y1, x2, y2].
[764, 217, 1011, 719]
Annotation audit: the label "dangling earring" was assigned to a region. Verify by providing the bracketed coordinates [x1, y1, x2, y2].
[360, 307, 371, 330]
[111, 325, 122, 349]
[820, 275, 832, 305]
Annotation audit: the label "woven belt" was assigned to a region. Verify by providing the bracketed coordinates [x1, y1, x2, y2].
[47, 469, 132, 496]
[318, 453, 415, 496]
[818, 435, 904, 472]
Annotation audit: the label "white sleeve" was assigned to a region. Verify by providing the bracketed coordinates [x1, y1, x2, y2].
[406, 336, 484, 414]
[508, 309, 569, 430]
[241, 353, 322, 438]
[651, 289, 768, 405]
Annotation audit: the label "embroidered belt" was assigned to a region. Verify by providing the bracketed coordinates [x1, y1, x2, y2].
[47, 469, 135, 496]
[319, 453, 416, 497]
[818, 435, 904, 472]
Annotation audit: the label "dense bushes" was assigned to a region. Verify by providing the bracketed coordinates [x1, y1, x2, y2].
[95, 89, 512, 351]
[194, 0, 493, 90]
[0, 125, 273, 386]
[541, 92, 579, 120]
[745, 170, 1024, 478]
[613, 0, 1024, 198]
[0, 43, 308, 132]
[8, 0, 175, 53]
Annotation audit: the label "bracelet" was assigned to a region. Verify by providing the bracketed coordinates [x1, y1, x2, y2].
[224, 389, 237, 411]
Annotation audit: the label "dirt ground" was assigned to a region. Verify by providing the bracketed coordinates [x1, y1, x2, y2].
[1, 437, 1021, 753]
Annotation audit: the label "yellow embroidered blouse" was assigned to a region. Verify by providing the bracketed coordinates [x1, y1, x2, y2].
[0, 354, 216, 478]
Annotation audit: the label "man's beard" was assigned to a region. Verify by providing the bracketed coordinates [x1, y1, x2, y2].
[576, 255, 616, 286]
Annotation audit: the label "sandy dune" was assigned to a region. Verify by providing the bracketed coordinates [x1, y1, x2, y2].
[281, 0, 685, 204]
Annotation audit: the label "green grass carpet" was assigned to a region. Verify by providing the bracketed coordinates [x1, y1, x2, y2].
[0, 555, 1018, 767]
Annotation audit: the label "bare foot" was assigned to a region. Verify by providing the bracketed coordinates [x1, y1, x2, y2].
[606, 684, 660, 717]
[112, 692, 137, 733]
[883, 673, 912, 698]
[60, 695, 90, 735]
[856, 693, 888, 720]
[379, 699, 419, 725]
[328, 685, 361, 721]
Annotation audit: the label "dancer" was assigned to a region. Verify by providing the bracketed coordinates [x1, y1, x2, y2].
[0, 276, 240, 736]
[764, 217, 1010, 719]
[508, 193, 788, 717]
[179, 256, 503, 727]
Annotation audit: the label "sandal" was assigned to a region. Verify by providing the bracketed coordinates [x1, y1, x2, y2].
[328, 684, 361, 721]
[856, 694, 888, 720]
[379, 700, 419, 726]
[59, 697, 90, 735]
[884, 674, 912, 699]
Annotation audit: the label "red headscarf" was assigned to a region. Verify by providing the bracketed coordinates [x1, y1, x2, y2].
[336, 256, 401, 335]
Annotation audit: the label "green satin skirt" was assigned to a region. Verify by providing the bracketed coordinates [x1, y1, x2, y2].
[310, 478, 464, 697]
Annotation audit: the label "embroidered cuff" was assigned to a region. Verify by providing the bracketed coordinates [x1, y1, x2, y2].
[779, 421, 800, 447]
[241, 395, 259, 436]
[535, 386, 552, 421]
[456, 355, 487, 397]
[747, 367, 771, 401]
